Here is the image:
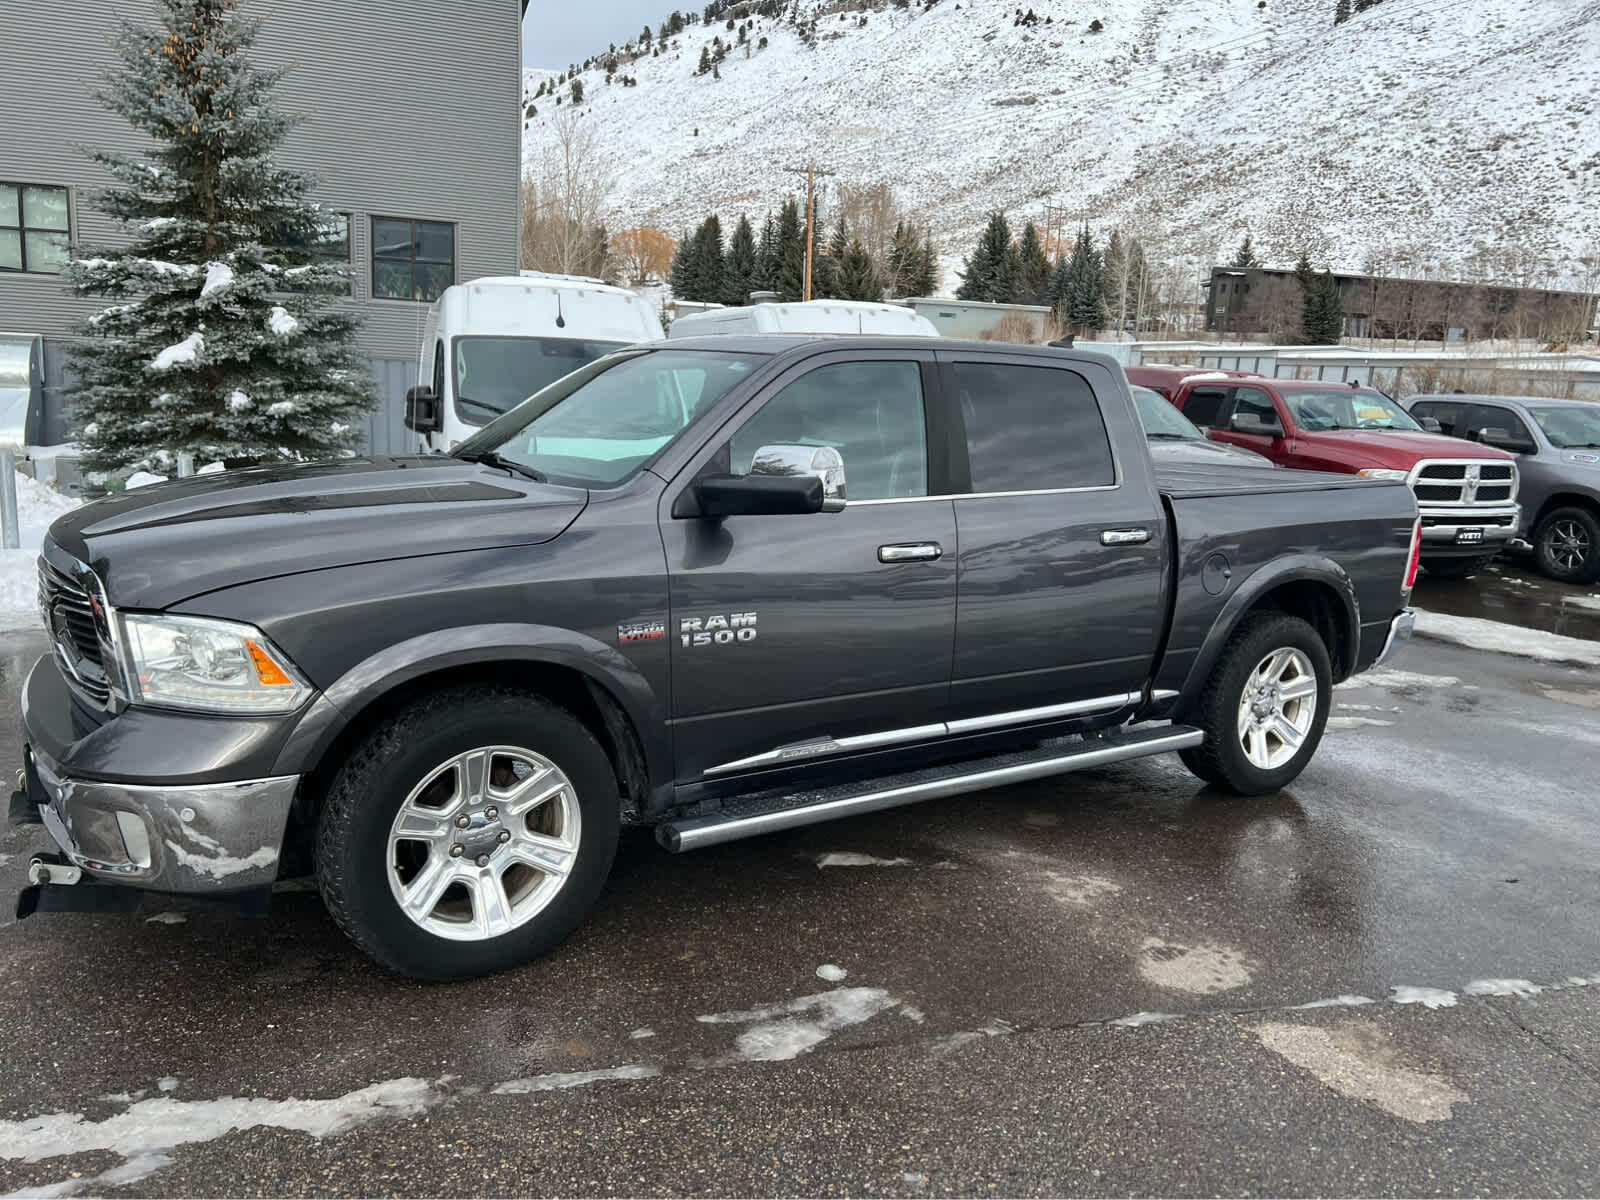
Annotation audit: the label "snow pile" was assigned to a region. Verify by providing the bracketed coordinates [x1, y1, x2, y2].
[0, 472, 83, 632]
[267, 306, 299, 336]
[266, 400, 296, 416]
[525, 0, 1600, 287]
[198, 262, 235, 298]
[149, 331, 203, 372]
[125, 471, 169, 489]
[1413, 609, 1600, 668]
[227, 390, 251, 412]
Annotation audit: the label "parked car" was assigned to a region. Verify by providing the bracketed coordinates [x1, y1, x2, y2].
[16, 336, 1419, 980]
[404, 273, 664, 454]
[1130, 384, 1275, 469]
[1167, 376, 1518, 580]
[1406, 394, 1600, 584]
[1125, 364, 1263, 400]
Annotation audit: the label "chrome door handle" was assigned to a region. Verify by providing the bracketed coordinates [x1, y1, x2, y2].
[878, 542, 943, 563]
[1100, 528, 1152, 546]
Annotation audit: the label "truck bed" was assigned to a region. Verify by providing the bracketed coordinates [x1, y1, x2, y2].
[1155, 461, 1386, 500]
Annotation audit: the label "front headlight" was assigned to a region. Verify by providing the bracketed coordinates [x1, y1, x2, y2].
[122, 614, 311, 714]
[1357, 468, 1410, 481]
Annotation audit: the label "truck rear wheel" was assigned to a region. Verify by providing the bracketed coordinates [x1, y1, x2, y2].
[1532, 506, 1600, 584]
[1179, 613, 1332, 796]
[314, 687, 620, 981]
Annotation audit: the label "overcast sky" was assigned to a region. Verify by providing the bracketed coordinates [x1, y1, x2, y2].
[523, 0, 665, 71]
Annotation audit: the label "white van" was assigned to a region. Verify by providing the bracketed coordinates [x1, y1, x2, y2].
[667, 299, 939, 339]
[406, 273, 663, 450]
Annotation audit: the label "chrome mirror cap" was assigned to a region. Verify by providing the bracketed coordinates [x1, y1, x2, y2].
[750, 444, 847, 512]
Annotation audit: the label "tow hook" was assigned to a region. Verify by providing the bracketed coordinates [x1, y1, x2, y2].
[27, 856, 82, 887]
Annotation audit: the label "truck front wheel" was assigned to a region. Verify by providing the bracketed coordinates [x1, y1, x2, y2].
[1179, 613, 1332, 796]
[1532, 506, 1600, 585]
[314, 687, 620, 981]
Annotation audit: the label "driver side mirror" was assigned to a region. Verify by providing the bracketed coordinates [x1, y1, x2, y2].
[1418, 416, 1443, 433]
[1229, 412, 1284, 438]
[404, 385, 441, 433]
[1478, 427, 1534, 454]
[689, 444, 848, 518]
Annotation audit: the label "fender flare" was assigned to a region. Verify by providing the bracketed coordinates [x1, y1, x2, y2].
[271, 623, 671, 800]
[1176, 556, 1361, 710]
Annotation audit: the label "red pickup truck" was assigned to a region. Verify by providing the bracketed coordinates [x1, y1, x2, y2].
[1165, 376, 1520, 579]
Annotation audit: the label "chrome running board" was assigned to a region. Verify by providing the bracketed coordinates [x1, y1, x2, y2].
[658, 725, 1203, 853]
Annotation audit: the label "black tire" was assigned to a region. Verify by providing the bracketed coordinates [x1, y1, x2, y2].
[1419, 554, 1497, 581]
[1178, 612, 1333, 796]
[314, 687, 620, 981]
[1532, 506, 1600, 585]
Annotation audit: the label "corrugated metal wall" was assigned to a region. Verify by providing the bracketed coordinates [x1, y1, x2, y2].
[0, 0, 521, 361]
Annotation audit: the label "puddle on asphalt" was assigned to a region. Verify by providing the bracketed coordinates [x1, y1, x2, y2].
[1414, 561, 1600, 641]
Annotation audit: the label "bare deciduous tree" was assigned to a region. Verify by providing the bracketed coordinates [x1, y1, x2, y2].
[522, 112, 616, 279]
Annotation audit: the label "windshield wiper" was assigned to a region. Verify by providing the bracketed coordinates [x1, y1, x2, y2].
[459, 450, 547, 483]
[458, 395, 512, 418]
[1145, 433, 1192, 440]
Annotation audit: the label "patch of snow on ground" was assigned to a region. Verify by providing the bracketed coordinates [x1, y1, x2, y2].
[697, 987, 900, 1063]
[815, 964, 848, 982]
[628, 1028, 655, 1040]
[1390, 985, 1459, 1009]
[1338, 668, 1461, 692]
[198, 262, 234, 298]
[144, 912, 187, 926]
[816, 852, 914, 868]
[1110, 1012, 1182, 1028]
[267, 306, 299, 336]
[1327, 716, 1395, 730]
[491, 1065, 659, 1094]
[1291, 994, 1377, 1010]
[0, 472, 83, 633]
[0, 1078, 442, 1197]
[1463, 978, 1542, 998]
[149, 332, 203, 371]
[1412, 609, 1600, 668]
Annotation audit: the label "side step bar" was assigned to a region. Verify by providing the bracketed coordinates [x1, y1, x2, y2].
[658, 724, 1203, 853]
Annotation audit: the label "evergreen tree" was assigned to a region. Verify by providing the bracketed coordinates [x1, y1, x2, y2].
[887, 220, 916, 298]
[1015, 221, 1052, 307]
[1231, 234, 1262, 268]
[807, 199, 838, 299]
[837, 240, 882, 302]
[1048, 253, 1071, 317]
[68, 0, 373, 477]
[686, 215, 725, 302]
[722, 214, 759, 305]
[570, 78, 584, 104]
[956, 212, 1015, 303]
[756, 212, 779, 293]
[1065, 227, 1106, 334]
[775, 198, 805, 301]
[1304, 268, 1344, 344]
[697, 45, 713, 73]
[1295, 252, 1320, 343]
[911, 229, 940, 297]
[668, 229, 694, 298]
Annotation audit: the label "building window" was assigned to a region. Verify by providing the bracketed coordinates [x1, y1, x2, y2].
[371, 217, 453, 301]
[0, 183, 70, 274]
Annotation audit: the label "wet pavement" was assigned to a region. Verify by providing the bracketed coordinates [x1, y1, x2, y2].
[2, 629, 1599, 1195]
[1416, 554, 1600, 641]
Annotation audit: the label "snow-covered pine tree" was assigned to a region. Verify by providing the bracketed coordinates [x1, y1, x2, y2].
[68, 0, 373, 478]
[722, 214, 759, 305]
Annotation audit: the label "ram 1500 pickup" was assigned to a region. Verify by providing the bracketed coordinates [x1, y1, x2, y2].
[15, 337, 1420, 980]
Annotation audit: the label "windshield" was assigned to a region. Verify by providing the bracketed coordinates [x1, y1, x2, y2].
[1281, 389, 1422, 432]
[453, 336, 629, 425]
[452, 348, 767, 488]
[1527, 405, 1600, 449]
[1131, 385, 1202, 440]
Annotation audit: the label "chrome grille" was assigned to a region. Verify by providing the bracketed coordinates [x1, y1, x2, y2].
[1409, 460, 1517, 508]
[37, 557, 113, 704]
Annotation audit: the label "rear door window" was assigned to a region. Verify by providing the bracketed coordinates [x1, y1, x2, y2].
[1181, 387, 1230, 428]
[953, 361, 1114, 492]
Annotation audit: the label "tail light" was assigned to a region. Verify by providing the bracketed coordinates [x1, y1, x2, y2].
[1403, 518, 1422, 592]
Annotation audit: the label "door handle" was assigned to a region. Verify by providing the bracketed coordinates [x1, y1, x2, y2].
[878, 542, 943, 563]
[1100, 528, 1152, 546]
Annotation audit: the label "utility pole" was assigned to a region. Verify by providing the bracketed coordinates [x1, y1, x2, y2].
[786, 162, 835, 301]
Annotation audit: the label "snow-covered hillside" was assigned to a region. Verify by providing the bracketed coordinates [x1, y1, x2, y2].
[522, 0, 1600, 292]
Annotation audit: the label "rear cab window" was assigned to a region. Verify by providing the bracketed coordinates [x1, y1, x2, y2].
[952, 361, 1115, 492]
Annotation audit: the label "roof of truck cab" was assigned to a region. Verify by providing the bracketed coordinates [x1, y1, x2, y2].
[1408, 393, 1594, 410]
[660, 333, 1126, 371]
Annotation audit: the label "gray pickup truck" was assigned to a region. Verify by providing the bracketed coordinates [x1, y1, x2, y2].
[15, 337, 1419, 980]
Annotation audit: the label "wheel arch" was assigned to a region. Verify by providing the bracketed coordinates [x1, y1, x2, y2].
[1175, 558, 1359, 715]
[275, 624, 671, 831]
[1532, 490, 1600, 530]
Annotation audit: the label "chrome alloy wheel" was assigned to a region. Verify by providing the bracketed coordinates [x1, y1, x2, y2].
[1235, 648, 1319, 771]
[1546, 518, 1592, 573]
[386, 746, 581, 942]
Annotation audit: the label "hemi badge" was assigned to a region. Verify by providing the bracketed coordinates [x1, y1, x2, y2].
[618, 620, 666, 644]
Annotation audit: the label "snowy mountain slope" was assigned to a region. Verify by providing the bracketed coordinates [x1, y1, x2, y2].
[522, 0, 1600, 292]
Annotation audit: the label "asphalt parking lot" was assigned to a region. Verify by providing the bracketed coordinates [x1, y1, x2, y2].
[2, 573, 1599, 1197]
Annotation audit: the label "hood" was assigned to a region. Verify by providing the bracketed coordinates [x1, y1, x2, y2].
[49, 457, 588, 610]
[1291, 428, 1515, 470]
[1148, 437, 1275, 469]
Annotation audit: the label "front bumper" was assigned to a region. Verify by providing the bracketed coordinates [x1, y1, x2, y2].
[1374, 609, 1415, 668]
[1417, 504, 1520, 555]
[21, 747, 297, 893]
